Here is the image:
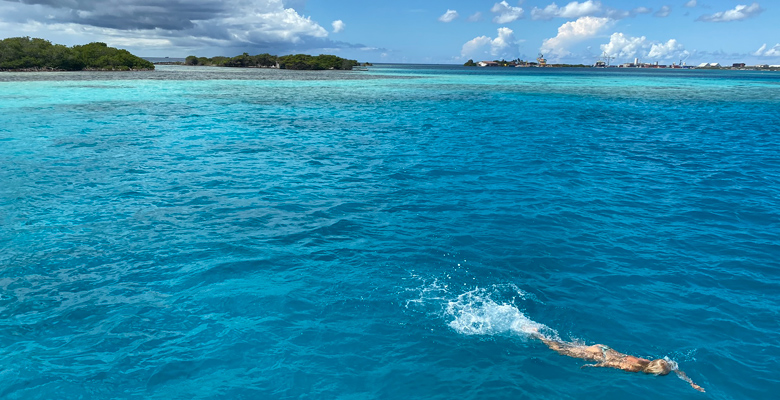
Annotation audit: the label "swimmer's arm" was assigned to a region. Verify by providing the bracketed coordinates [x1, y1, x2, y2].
[538, 336, 562, 351]
[674, 370, 705, 392]
[538, 337, 576, 357]
[531, 332, 565, 352]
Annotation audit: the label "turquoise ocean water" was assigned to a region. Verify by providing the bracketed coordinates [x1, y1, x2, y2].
[1, 65, 779, 399]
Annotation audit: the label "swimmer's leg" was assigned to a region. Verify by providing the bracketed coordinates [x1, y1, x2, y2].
[581, 362, 608, 369]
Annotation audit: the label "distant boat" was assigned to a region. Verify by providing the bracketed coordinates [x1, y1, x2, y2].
[537, 53, 547, 66]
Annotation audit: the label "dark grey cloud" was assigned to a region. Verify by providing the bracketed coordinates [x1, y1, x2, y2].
[1, 0, 381, 58]
[8, 0, 227, 30]
[2, 0, 331, 44]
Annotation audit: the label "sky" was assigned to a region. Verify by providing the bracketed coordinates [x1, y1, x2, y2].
[0, 0, 778, 65]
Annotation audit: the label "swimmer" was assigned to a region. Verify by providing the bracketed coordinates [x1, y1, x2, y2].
[528, 328, 705, 392]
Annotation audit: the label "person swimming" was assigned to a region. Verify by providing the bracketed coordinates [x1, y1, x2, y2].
[529, 329, 705, 392]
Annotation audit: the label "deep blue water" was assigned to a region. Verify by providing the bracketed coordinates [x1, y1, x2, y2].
[1, 65, 779, 399]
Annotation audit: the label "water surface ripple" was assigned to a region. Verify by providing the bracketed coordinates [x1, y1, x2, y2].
[1, 65, 779, 399]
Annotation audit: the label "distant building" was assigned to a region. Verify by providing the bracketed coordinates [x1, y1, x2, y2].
[477, 61, 499, 67]
[732, 63, 746, 68]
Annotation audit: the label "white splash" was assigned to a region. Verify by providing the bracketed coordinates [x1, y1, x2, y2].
[445, 287, 550, 338]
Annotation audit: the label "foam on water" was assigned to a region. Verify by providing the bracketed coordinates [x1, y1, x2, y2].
[445, 287, 549, 338]
[406, 279, 554, 339]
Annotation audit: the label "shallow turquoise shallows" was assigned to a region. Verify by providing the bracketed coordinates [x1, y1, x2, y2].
[1, 65, 779, 399]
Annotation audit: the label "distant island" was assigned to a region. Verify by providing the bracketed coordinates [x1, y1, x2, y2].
[464, 57, 779, 71]
[182, 53, 368, 70]
[0, 37, 154, 71]
[464, 58, 588, 68]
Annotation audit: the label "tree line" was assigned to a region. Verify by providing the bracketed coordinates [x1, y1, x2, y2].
[185, 53, 360, 70]
[0, 37, 154, 71]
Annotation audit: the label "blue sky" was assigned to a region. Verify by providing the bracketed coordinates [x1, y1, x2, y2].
[0, 1, 777, 65]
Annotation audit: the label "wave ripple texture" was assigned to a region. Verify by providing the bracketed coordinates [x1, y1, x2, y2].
[1, 66, 779, 399]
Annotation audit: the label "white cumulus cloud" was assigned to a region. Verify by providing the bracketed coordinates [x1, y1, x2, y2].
[698, 3, 763, 22]
[541, 16, 612, 57]
[332, 20, 345, 33]
[655, 5, 672, 17]
[684, 0, 697, 7]
[468, 12, 483, 22]
[752, 43, 767, 56]
[461, 27, 520, 58]
[532, 1, 603, 20]
[439, 9, 459, 23]
[462, 36, 492, 57]
[600, 33, 688, 61]
[600, 32, 647, 59]
[491, 1, 525, 23]
[648, 39, 687, 59]
[204, 1, 330, 45]
[753, 43, 780, 57]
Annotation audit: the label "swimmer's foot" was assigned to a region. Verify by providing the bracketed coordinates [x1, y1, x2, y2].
[524, 326, 542, 338]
